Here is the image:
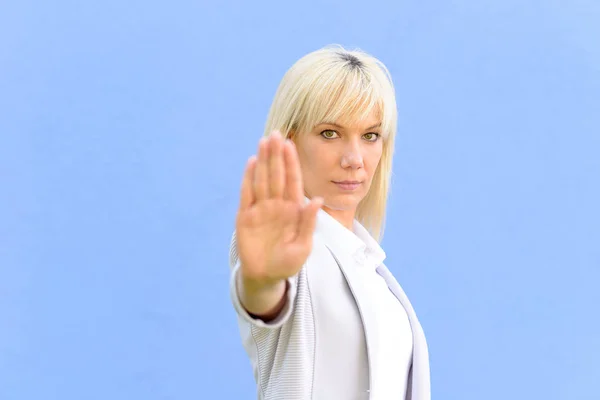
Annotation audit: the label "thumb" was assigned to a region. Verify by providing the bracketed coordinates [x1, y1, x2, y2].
[297, 197, 323, 243]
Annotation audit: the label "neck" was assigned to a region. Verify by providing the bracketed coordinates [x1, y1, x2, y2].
[322, 205, 355, 232]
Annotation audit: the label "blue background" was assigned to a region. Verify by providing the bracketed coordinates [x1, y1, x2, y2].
[1, 1, 598, 399]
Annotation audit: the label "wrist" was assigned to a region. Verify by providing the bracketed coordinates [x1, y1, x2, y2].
[239, 269, 285, 294]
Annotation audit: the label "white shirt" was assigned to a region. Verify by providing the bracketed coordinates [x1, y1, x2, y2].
[316, 210, 414, 398]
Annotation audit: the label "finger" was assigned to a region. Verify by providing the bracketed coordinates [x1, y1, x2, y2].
[255, 137, 269, 200]
[269, 131, 285, 197]
[297, 197, 323, 244]
[239, 155, 257, 211]
[283, 139, 303, 203]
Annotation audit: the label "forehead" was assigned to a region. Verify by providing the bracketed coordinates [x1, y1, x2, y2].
[317, 106, 381, 129]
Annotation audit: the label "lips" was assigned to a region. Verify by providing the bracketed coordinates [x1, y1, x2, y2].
[333, 181, 362, 191]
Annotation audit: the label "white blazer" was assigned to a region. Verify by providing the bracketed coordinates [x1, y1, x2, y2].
[229, 210, 431, 400]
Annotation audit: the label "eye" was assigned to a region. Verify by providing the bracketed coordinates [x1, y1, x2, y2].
[320, 129, 339, 139]
[363, 132, 380, 142]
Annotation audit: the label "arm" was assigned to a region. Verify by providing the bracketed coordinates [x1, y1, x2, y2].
[229, 231, 297, 327]
[237, 271, 288, 322]
[230, 131, 320, 328]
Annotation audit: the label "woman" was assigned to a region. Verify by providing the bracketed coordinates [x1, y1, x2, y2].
[228, 45, 430, 400]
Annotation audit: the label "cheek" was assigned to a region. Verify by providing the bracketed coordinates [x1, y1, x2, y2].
[364, 144, 384, 172]
[311, 146, 337, 166]
[298, 148, 317, 172]
[295, 139, 324, 178]
[300, 141, 334, 169]
[294, 138, 310, 164]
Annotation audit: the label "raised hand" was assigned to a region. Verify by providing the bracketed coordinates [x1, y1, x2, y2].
[235, 131, 323, 288]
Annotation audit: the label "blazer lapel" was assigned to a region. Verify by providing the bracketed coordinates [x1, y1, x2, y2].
[376, 264, 431, 400]
[321, 238, 380, 398]
[313, 206, 429, 399]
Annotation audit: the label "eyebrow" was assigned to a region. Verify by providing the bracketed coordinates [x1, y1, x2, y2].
[319, 122, 382, 131]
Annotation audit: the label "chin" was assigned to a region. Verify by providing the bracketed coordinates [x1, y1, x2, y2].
[323, 192, 364, 211]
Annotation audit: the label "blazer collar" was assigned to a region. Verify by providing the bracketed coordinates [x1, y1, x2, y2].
[313, 205, 386, 270]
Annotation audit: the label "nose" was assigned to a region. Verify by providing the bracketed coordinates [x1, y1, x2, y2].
[340, 141, 364, 169]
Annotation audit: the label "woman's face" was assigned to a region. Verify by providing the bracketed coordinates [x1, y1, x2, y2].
[293, 108, 384, 223]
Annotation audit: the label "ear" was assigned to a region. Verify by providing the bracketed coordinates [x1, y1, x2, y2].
[285, 129, 296, 140]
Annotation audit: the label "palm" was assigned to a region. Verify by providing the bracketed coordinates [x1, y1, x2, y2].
[235, 132, 322, 285]
[237, 199, 308, 281]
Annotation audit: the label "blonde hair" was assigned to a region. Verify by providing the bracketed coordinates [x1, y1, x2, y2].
[263, 45, 397, 241]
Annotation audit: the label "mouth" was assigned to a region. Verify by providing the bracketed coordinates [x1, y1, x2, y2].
[332, 180, 362, 191]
